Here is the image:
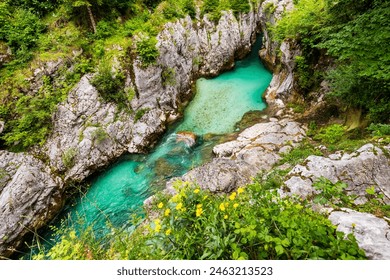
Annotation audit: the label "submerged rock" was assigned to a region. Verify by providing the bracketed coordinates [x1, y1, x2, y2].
[176, 131, 197, 147]
[329, 209, 390, 260]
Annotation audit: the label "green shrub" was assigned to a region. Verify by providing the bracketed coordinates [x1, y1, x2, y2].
[90, 61, 127, 106]
[62, 147, 77, 169]
[280, 143, 322, 166]
[0, 7, 46, 63]
[134, 108, 150, 122]
[312, 178, 354, 207]
[161, 67, 176, 86]
[182, 0, 196, 18]
[314, 124, 346, 144]
[91, 127, 108, 145]
[32, 179, 366, 260]
[367, 123, 390, 137]
[121, 181, 365, 259]
[135, 36, 159, 66]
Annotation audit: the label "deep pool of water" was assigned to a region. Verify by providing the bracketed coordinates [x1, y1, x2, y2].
[55, 37, 272, 237]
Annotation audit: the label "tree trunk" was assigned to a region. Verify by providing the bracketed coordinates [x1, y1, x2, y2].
[86, 5, 97, 33]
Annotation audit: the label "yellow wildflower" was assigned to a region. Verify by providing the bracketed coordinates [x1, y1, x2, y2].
[233, 203, 239, 208]
[237, 187, 244, 194]
[164, 208, 171, 216]
[229, 192, 237, 201]
[154, 219, 160, 224]
[69, 230, 76, 239]
[194, 188, 200, 194]
[197, 204, 202, 208]
[224, 215, 228, 219]
[176, 202, 183, 211]
[155, 224, 161, 233]
[165, 229, 172, 235]
[219, 203, 226, 212]
[157, 202, 164, 209]
[196, 207, 203, 217]
[171, 194, 180, 203]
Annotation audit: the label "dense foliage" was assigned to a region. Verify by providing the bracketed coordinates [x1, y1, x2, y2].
[32, 179, 367, 260]
[274, 0, 390, 123]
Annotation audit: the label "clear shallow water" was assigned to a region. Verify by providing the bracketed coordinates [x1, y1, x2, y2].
[58, 37, 272, 236]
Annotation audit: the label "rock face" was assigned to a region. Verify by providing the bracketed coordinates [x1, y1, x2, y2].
[329, 209, 390, 260]
[174, 118, 306, 193]
[259, 0, 298, 108]
[282, 144, 390, 203]
[0, 4, 275, 258]
[0, 151, 63, 257]
[131, 10, 261, 111]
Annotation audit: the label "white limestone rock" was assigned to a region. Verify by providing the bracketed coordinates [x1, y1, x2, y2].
[283, 144, 390, 203]
[329, 209, 390, 259]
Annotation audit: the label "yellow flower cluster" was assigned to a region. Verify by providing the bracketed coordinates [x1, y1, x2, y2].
[158, 202, 164, 209]
[164, 208, 171, 216]
[229, 192, 237, 201]
[196, 204, 203, 217]
[176, 202, 183, 211]
[165, 229, 172, 235]
[237, 187, 244, 194]
[154, 219, 161, 233]
[194, 188, 200, 194]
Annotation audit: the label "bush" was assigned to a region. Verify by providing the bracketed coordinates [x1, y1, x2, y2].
[62, 147, 77, 169]
[314, 124, 345, 144]
[90, 61, 127, 106]
[280, 143, 322, 166]
[32, 179, 366, 260]
[367, 123, 390, 137]
[120, 181, 365, 259]
[161, 67, 176, 86]
[0, 7, 46, 63]
[135, 36, 159, 66]
[134, 108, 150, 122]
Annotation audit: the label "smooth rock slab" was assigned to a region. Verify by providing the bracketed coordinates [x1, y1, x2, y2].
[329, 209, 390, 259]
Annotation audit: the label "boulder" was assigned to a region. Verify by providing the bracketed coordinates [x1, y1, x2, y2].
[283, 144, 390, 203]
[329, 209, 390, 260]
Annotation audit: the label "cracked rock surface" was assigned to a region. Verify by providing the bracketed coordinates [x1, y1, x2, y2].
[172, 118, 306, 193]
[282, 144, 390, 203]
[329, 209, 390, 260]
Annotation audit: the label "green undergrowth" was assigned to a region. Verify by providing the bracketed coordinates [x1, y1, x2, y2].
[311, 178, 390, 219]
[31, 179, 366, 260]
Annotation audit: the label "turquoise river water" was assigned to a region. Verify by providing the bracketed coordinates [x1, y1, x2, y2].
[55, 37, 272, 238]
